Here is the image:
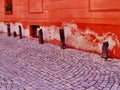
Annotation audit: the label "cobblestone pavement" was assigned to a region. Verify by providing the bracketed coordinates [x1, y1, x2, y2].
[0, 33, 120, 90]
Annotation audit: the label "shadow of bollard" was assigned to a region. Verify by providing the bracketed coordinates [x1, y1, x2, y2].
[102, 41, 109, 60]
[7, 24, 11, 36]
[18, 25, 22, 39]
[59, 29, 66, 49]
[38, 29, 44, 44]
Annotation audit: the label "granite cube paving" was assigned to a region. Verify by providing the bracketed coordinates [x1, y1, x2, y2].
[0, 33, 120, 90]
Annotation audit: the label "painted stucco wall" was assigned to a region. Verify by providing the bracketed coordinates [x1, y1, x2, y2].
[0, 22, 119, 58]
[0, 0, 120, 58]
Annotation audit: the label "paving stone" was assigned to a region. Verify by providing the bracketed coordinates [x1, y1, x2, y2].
[103, 87, 111, 90]
[111, 83, 119, 90]
[86, 86, 97, 90]
[0, 33, 120, 90]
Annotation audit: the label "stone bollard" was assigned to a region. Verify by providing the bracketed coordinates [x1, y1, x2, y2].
[18, 25, 22, 39]
[13, 31, 17, 37]
[38, 29, 44, 44]
[59, 29, 66, 49]
[7, 24, 11, 36]
[102, 41, 109, 60]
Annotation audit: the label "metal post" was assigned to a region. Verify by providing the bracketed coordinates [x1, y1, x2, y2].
[102, 41, 109, 60]
[18, 25, 22, 39]
[7, 24, 11, 36]
[13, 31, 17, 37]
[38, 29, 44, 44]
[59, 29, 66, 49]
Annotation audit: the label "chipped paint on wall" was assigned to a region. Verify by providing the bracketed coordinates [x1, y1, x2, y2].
[0, 22, 7, 33]
[39, 26, 60, 41]
[0, 22, 30, 37]
[0, 22, 119, 57]
[62, 23, 120, 53]
[40, 23, 120, 54]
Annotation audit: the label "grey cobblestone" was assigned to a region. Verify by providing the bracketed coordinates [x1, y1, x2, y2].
[0, 33, 120, 90]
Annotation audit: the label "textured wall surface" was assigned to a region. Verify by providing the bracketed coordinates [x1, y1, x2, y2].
[0, 0, 120, 58]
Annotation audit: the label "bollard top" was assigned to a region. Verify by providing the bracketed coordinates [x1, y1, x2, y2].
[7, 23, 10, 27]
[59, 28, 64, 30]
[39, 29, 43, 33]
[18, 25, 21, 29]
[103, 41, 109, 47]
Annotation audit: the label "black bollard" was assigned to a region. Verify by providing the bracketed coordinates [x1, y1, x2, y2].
[38, 29, 44, 44]
[59, 29, 66, 49]
[7, 24, 11, 36]
[102, 41, 109, 60]
[18, 25, 22, 39]
[13, 31, 17, 37]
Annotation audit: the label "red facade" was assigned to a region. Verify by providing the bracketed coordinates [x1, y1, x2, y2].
[0, 0, 120, 58]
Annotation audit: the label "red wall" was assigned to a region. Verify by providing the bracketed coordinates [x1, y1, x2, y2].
[1, 0, 120, 25]
[0, 0, 120, 58]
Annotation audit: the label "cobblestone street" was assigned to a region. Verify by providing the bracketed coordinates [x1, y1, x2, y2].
[0, 33, 120, 90]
